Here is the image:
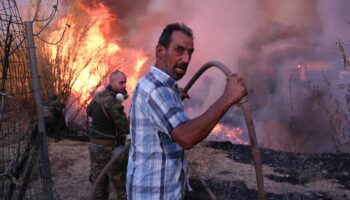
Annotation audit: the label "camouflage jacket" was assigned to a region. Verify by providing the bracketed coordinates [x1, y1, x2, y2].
[43, 99, 64, 120]
[86, 86, 129, 142]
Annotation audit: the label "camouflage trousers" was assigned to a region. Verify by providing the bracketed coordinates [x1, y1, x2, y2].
[88, 143, 128, 200]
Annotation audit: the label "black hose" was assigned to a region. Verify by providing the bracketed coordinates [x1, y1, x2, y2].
[182, 61, 232, 96]
[182, 60, 265, 200]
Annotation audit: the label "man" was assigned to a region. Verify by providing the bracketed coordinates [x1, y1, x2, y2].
[87, 70, 129, 200]
[44, 92, 65, 142]
[127, 23, 247, 199]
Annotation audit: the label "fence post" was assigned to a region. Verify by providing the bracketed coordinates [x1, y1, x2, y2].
[25, 21, 54, 200]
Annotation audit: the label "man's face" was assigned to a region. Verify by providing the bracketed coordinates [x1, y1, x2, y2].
[161, 31, 194, 81]
[111, 73, 127, 93]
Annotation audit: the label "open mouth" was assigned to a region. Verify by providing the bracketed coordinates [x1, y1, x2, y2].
[174, 64, 188, 75]
[175, 67, 186, 74]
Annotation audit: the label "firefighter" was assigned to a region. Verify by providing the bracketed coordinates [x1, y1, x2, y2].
[86, 70, 129, 200]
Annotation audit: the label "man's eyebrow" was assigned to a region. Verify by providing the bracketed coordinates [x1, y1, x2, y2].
[175, 45, 194, 52]
[175, 45, 185, 49]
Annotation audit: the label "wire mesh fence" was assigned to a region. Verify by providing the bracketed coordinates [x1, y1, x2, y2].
[0, 1, 55, 199]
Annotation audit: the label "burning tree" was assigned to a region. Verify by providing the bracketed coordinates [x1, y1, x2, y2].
[34, 1, 148, 125]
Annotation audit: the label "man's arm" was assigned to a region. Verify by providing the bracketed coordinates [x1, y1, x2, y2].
[171, 75, 246, 149]
[107, 100, 129, 135]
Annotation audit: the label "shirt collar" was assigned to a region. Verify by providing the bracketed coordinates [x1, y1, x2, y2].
[150, 66, 178, 91]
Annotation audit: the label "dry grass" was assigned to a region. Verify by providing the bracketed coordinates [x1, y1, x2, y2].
[49, 139, 350, 200]
[188, 141, 350, 199]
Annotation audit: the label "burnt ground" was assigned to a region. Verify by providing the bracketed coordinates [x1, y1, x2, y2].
[188, 142, 350, 200]
[49, 139, 350, 200]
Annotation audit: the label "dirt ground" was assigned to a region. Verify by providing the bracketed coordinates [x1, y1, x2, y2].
[49, 139, 350, 200]
[188, 142, 350, 200]
[49, 139, 91, 200]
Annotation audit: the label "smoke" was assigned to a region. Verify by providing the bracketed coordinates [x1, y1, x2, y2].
[233, 0, 350, 153]
[19, 0, 350, 152]
[77, 0, 350, 153]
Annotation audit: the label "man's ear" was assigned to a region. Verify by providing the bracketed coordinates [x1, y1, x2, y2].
[156, 44, 165, 59]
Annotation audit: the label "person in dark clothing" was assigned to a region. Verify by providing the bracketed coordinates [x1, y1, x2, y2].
[86, 70, 129, 200]
[44, 93, 65, 142]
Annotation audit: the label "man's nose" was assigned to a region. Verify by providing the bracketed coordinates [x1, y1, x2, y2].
[182, 52, 191, 63]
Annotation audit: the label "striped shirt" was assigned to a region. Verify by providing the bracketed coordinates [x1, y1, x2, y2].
[127, 66, 190, 200]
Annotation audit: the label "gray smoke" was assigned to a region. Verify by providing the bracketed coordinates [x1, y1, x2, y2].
[20, 0, 350, 152]
[80, 0, 350, 153]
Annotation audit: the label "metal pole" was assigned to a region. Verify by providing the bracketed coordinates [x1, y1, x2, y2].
[25, 21, 54, 200]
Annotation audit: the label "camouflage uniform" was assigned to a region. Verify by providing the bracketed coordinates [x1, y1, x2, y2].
[44, 93, 65, 141]
[87, 86, 129, 200]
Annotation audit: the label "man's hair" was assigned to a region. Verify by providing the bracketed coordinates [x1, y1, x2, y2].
[158, 23, 193, 48]
[109, 70, 125, 84]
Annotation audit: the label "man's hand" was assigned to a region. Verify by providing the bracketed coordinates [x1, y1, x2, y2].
[223, 74, 247, 105]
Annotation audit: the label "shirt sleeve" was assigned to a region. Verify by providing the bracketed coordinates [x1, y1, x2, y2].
[148, 86, 189, 135]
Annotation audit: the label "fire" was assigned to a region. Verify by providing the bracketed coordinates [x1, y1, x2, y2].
[128, 55, 148, 93]
[209, 123, 248, 145]
[44, 2, 147, 109]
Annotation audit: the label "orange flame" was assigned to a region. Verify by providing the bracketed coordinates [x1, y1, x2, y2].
[209, 123, 248, 145]
[128, 55, 148, 93]
[45, 2, 147, 108]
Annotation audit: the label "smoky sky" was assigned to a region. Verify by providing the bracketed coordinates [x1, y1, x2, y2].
[69, 0, 350, 152]
[18, 0, 350, 152]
